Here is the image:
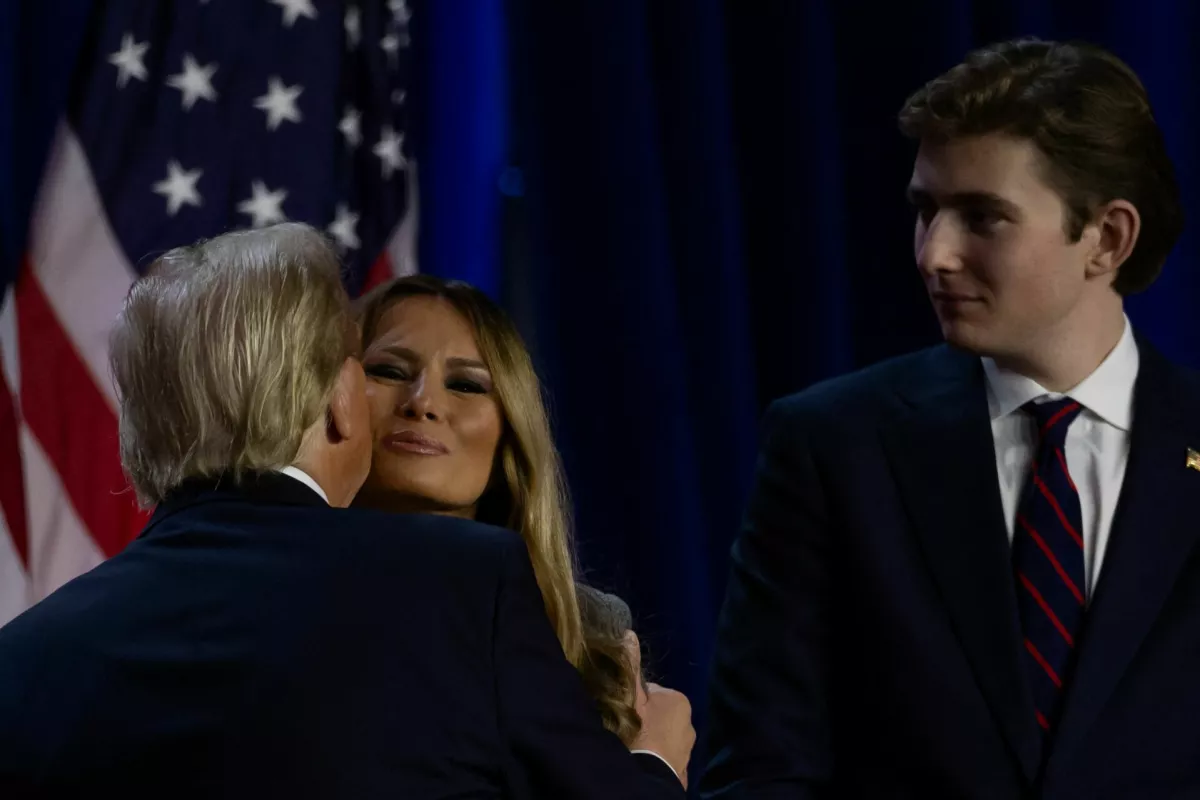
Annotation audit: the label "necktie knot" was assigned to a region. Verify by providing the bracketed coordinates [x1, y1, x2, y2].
[1023, 397, 1083, 450]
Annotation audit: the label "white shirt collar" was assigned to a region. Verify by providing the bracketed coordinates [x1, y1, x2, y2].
[981, 315, 1138, 432]
[276, 465, 330, 505]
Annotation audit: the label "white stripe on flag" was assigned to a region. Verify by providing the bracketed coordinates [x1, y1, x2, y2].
[0, 285, 26, 629]
[386, 160, 420, 277]
[27, 124, 137, 413]
[0, 285, 16, 393]
[0, 510, 30, 628]
[21, 426, 104, 600]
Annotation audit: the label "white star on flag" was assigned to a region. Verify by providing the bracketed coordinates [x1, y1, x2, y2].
[338, 106, 362, 148]
[108, 33, 149, 88]
[381, 33, 401, 68]
[345, 7, 362, 49]
[166, 54, 219, 110]
[152, 160, 203, 216]
[254, 76, 304, 130]
[373, 126, 406, 179]
[388, 0, 412, 25]
[268, 0, 317, 28]
[328, 204, 361, 250]
[237, 180, 288, 227]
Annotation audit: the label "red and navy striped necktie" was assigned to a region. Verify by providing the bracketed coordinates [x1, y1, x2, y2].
[1012, 397, 1086, 740]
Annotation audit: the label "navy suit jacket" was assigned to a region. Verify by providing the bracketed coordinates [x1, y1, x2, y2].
[0, 473, 682, 799]
[700, 337, 1200, 799]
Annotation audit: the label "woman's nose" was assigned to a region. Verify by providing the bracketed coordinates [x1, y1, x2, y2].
[399, 374, 442, 421]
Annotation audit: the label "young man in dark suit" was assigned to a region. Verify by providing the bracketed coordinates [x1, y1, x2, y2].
[0, 223, 693, 798]
[700, 39, 1200, 798]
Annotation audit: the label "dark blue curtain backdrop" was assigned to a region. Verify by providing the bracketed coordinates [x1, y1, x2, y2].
[503, 0, 760, 740]
[409, 0, 508, 299]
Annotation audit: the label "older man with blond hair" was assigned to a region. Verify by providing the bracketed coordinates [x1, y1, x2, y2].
[0, 223, 692, 799]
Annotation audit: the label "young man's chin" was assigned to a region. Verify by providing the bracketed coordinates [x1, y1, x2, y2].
[939, 319, 994, 355]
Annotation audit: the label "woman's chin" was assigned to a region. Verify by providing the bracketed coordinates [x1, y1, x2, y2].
[353, 478, 474, 518]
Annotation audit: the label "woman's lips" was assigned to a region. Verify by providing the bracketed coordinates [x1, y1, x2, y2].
[382, 430, 449, 456]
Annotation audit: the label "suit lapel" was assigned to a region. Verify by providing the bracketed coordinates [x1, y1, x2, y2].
[1050, 340, 1200, 767]
[881, 347, 1042, 782]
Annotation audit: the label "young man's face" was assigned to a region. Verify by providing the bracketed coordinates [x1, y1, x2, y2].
[907, 133, 1099, 360]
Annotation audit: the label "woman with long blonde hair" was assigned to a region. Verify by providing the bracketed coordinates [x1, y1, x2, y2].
[354, 275, 658, 746]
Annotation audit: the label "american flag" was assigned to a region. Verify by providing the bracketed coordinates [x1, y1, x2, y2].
[0, 0, 417, 626]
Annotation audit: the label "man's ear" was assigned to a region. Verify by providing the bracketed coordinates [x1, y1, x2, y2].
[326, 357, 365, 443]
[1086, 199, 1141, 280]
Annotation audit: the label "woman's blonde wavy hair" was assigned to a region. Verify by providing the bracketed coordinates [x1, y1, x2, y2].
[356, 275, 642, 744]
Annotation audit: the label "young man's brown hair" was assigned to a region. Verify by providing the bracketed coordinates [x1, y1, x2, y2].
[899, 37, 1183, 294]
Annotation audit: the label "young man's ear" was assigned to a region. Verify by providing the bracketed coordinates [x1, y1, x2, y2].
[1086, 199, 1140, 281]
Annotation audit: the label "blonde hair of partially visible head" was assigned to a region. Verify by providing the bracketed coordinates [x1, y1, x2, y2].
[356, 276, 643, 744]
[111, 222, 355, 506]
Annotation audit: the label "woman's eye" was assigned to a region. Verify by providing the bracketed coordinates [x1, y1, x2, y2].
[448, 379, 487, 394]
[365, 364, 409, 381]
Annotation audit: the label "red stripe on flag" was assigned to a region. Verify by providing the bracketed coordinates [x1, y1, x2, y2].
[15, 260, 148, 556]
[1035, 710, 1050, 731]
[362, 250, 394, 294]
[0, 348, 29, 568]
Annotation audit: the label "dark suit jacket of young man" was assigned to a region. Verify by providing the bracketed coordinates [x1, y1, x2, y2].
[701, 336, 1200, 799]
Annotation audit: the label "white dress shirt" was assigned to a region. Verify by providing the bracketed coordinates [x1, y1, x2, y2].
[981, 316, 1138, 600]
[276, 465, 330, 505]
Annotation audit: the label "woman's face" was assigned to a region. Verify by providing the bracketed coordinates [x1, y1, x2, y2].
[358, 296, 504, 518]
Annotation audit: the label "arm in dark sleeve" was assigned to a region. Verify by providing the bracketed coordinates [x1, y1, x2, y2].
[699, 399, 834, 799]
[492, 534, 685, 799]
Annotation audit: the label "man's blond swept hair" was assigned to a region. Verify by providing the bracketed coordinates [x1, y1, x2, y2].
[110, 222, 355, 506]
